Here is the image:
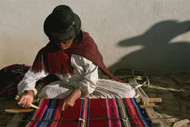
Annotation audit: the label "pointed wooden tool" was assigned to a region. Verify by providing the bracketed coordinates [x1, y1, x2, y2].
[5, 109, 34, 113]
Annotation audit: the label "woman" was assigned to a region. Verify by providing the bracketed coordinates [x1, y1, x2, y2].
[17, 5, 139, 111]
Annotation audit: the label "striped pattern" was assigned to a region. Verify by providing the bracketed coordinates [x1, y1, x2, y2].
[27, 98, 150, 127]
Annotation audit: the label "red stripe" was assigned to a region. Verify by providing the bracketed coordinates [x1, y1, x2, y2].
[111, 98, 122, 127]
[59, 99, 82, 126]
[41, 100, 56, 127]
[106, 99, 115, 127]
[28, 99, 49, 127]
[89, 99, 109, 127]
[48, 99, 63, 127]
[124, 98, 145, 127]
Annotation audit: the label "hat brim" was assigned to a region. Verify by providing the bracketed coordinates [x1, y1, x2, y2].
[44, 13, 81, 42]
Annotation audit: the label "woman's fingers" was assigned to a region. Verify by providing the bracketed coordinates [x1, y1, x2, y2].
[24, 100, 31, 108]
[17, 95, 33, 109]
[22, 100, 28, 108]
[62, 102, 66, 111]
[61, 101, 75, 111]
[18, 99, 30, 108]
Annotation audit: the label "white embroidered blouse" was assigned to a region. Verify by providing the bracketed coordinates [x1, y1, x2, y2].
[17, 54, 99, 98]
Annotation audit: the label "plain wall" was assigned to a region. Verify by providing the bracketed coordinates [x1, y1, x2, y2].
[0, 0, 190, 74]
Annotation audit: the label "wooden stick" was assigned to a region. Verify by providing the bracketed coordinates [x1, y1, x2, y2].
[136, 98, 162, 103]
[140, 103, 158, 108]
[5, 109, 34, 113]
[15, 95, 39, 109]
[29, 103, 39, 109]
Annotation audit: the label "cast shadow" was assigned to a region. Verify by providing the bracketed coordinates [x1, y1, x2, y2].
[108, 20, 190, 121]
[109, 20, 190, 74]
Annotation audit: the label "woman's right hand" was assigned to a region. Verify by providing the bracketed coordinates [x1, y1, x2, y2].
[17, 90, 34, 109]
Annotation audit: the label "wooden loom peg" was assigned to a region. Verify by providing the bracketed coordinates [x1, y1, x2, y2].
[140, 103, 158, 108]
[136, 98, 162, 103]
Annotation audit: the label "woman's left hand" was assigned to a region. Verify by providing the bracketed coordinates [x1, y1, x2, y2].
[61, 95, 75, 110]
[61, 88, 82, 111]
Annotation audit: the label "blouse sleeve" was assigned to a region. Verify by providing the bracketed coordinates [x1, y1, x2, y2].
[17, 67, 48, 96]
[17, 55, 48, 96]
[71, 55, 98, 98]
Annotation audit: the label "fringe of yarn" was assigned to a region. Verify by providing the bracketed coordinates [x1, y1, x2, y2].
[32, 42, 74, 75]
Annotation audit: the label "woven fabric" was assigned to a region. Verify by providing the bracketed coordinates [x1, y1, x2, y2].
[27, 98, 150, 127]
[0, 64, 30, 100]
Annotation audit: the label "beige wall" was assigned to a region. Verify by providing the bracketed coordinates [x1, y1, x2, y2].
[0, 0, 190, 74]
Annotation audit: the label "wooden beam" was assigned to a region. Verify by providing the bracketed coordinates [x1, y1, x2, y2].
[145, 108, 164, 126]
[136, 98, 162, 103]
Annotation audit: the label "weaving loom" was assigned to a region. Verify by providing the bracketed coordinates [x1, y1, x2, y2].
[26, 98, 150, 127]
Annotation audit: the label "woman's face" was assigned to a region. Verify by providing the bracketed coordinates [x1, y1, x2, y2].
[55, 39, 74, 50]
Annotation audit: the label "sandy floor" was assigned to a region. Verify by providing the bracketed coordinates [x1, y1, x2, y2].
[143, 74, 190, 127]
[0, 98, 18, 127]
[112, 70, 190, 127]
[1, 72, 190, 127]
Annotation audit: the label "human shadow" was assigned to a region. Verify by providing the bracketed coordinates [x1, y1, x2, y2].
[109, 20, 190, 74]
[108, 20, 190, 123]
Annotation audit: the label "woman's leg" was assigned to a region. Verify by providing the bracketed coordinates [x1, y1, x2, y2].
[38, 81, 73, 99]
[90, 79, 140, 98]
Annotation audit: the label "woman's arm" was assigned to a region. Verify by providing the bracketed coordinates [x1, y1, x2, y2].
[17, 57, 48, 108]
[61, 88, 82, 110]
[17, 67, 48, 96]
[75, 55, 98, 98]
[61, 55, 98, 110]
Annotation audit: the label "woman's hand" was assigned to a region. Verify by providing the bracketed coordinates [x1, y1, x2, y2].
[61, 94, 76, 110]
[17, 90, 34, 109]
[62, 88, 82, 111]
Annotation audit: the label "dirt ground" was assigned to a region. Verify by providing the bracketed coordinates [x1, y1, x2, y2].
[0, 97, 18, 127]
[0, 72, 190, 127]
[143, 74, 190, 127]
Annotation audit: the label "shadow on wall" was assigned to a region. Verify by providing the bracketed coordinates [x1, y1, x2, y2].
[109, 20, 190, 74]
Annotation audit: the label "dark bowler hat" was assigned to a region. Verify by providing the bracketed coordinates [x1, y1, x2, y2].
[44, 5, 81, 42]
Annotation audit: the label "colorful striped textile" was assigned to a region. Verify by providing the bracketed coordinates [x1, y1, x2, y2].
[26, 98, 150, 127]
[0, 64, 30, 100]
